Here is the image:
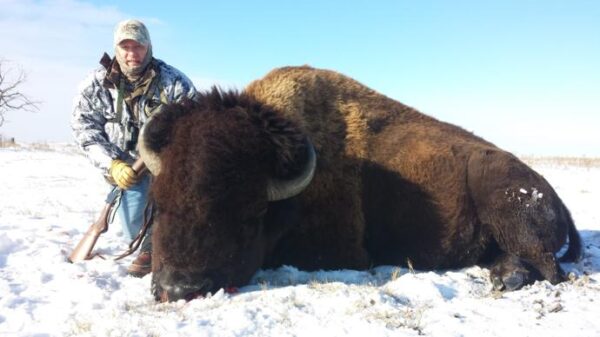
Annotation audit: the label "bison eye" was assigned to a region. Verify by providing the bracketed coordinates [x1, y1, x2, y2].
[243, 215, 263, 227]
[246, 208, 268, 225]
[256, 207, 268, 218]
[241, 205, 267, 223]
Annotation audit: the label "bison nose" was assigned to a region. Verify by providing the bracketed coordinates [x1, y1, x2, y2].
[154, 269, 213, 302]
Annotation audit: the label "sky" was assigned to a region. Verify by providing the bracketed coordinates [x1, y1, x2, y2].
[0, 0, 598, 156]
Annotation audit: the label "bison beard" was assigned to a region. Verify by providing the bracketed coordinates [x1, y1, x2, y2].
[140, 66, 581, 302]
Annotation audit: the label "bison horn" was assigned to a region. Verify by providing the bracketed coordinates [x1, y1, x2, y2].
[266, 140, 317, 201]
[138, 116, 162, 176]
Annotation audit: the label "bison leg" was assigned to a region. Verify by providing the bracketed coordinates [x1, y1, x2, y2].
[489, 253, 565, 291]
[468, 149, 571, 289]
[490, 254, 537, 291]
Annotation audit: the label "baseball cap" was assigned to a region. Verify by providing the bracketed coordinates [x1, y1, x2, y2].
[114, 19, 151, 47]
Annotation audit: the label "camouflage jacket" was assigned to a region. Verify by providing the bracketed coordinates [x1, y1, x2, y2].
[71, 54, 197, 178]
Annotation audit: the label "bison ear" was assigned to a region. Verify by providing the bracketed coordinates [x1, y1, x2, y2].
[142, 102, 190, 153]
[255, 109, 307, 177]
[254, 109, 317, 200]
[138, 100, 194, 175]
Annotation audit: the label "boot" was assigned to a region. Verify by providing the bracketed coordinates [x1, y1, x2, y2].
[127, 228, 152, 278]
[127, 251, 151, 277]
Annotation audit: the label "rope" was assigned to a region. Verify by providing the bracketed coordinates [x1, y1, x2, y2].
[107, 189, 122, 226]
[114, 200, 154, 261]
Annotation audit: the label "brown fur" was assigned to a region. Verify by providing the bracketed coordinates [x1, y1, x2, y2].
[146, 66, 581, 301]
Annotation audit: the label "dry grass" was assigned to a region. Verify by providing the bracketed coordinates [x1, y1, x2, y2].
[27, 142, 53, 151]
[520, 156, 600, 169]
[0, 139, 81, 154]
[3, 138, 599, 169]
[1, 141, 55, 151]
[391, 267, 402, 281]
[0, 136, 19, 148]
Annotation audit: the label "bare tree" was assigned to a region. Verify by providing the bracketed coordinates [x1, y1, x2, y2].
[0, 59, 40, 127]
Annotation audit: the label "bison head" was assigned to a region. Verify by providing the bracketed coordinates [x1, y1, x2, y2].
[139, 90, 316, 302]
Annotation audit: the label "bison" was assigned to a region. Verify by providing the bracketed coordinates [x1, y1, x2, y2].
[139, 66, 581, 302]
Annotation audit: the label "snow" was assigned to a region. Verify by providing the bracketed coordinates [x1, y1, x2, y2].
[1, 144, 599, 337]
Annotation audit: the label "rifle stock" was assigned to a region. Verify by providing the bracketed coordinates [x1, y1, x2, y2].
[67, 202, 111, 263]
[68, 158, 146, 263]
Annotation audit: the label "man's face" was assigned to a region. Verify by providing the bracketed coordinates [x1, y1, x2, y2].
[116, 39, 148, 68]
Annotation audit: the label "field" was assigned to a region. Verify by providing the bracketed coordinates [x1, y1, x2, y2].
[1, 143, 599, 336]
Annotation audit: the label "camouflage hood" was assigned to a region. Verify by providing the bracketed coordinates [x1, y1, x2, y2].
[113, 19, 153, 80]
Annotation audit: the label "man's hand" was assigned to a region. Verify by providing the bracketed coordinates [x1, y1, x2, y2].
[109, 159, 139, 189]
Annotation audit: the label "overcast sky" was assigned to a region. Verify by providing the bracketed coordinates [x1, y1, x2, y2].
[1, 0, 598, 156]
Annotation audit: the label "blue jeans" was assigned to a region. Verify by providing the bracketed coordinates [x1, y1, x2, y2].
[111, 175, 151, 241]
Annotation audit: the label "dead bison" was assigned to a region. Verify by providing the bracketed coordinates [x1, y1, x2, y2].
[139, 66, 581, 302]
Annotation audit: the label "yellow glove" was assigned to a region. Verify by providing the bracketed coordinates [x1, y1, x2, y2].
[109, 159, 139, 190]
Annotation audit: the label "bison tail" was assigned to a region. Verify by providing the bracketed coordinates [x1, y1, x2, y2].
[558, 209, 582, 263]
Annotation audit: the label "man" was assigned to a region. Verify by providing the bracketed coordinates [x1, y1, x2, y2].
[72, 19, 198, 277]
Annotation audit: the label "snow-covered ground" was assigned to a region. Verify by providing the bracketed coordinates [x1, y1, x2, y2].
[0, 144, 599, 337]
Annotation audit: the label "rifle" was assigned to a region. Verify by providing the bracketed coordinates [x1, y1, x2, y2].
[68, 159, 146, 263]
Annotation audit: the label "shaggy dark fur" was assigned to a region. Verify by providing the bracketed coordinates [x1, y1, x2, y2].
[144, 66, 581, 302]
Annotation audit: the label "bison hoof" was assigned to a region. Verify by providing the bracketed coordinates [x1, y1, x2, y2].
[492, 276, 504, 291]
[503, 273, 525, 290]
[490, 255, 538, 291]
[493, 272, 525, 291]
